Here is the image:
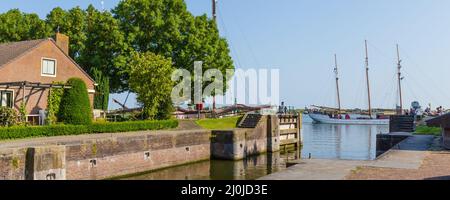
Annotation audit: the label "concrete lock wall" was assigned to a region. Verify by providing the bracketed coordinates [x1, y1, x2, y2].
[211, 115, 281, 160]
[376, 134, 409, 157]
[267, 115, 281, 152]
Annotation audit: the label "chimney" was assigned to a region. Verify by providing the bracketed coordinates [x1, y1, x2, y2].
[55, 33, 69, 55]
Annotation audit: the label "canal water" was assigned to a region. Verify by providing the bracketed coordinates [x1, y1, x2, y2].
[121, 151, 299, 180]
[122, 115, 388, 180]
[301, 115, 389, 160]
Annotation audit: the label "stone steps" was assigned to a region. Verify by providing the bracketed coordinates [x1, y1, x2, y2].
[238, 113, 262, 128]
[390, 115, 415, 133]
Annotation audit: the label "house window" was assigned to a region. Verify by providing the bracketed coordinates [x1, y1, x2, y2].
[42, 58, 56, 76]
[0, 91, 13, 108]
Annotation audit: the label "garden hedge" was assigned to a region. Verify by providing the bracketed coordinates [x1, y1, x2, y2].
[0, 120, 178, 140]
[58, 78, 92, 125]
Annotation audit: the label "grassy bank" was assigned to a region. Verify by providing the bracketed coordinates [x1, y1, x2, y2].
[195, 116, 242, 130]
[0, 120, 178, 140]
[414, 125, 442, 136]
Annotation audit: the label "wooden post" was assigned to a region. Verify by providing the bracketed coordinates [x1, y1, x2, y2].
[22, 83, 25, 103]
[22, 82, 27, 123]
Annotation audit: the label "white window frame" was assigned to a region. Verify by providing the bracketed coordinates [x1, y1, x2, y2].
[0, 90, 14, 108]
[41, 57, 57, 77]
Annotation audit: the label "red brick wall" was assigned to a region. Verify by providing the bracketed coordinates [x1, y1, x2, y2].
[65, 130, 211, 180]
[0, 148, 27, 180]
[0, 130, 212, 180]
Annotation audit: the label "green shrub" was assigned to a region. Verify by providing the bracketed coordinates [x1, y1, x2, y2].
[91, 68, 110, 111]
[0, 107, 19, 127]
[128, 51, 174, 120]
[89, 120, 178, 133]
[0, 120, 178, 140]
[58, 78, 92, 125]
[18, 102, 27, 123]
[47, 81, 65, 125]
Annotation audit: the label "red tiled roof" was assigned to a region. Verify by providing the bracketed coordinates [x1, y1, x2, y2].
[0, 39, 48, 68]
[0, 38, 96, 83]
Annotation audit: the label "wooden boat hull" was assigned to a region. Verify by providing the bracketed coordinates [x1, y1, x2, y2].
[308, 113, 389, 125]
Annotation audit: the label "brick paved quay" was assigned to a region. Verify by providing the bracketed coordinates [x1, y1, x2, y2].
[259, 135, 448, 180]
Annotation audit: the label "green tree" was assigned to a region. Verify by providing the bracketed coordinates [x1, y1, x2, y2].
[177, 15, 234, 99]
[46, 7, 87, 59]
[0, 1, 235, 107]
[113, 0, 190, 55]
[46, 5, 127, 93]
[127, 51, 174, 120]
[58, 78, 92, 125]
[79, 5, 128, 93]
[91, 68, 110, 110]
[114, 0, 234, 100]
[0, 9, 50, 43]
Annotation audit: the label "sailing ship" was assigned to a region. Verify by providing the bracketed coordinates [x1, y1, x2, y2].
[308, 41, 404, 125]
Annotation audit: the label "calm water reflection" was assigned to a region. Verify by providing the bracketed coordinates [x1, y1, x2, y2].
[121, 151, 299, 180]
[301, 115, 389, 160]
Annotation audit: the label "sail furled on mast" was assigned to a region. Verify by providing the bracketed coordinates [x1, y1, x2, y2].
[334, 54, 341, 112]
[396, 44, 404, 114]
[364, 40, 373, 118]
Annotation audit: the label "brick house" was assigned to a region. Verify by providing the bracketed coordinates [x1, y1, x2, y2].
[0, 33, 96, 124]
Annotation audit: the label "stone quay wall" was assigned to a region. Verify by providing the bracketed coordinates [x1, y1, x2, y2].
[0, 130, 210, 180]
[0, 115, 297, 180]
[0, 148, 27, 180]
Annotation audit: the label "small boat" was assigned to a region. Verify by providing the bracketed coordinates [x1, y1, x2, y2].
[309, 41, 404, 125]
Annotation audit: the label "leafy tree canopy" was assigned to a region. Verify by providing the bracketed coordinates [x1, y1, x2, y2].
[0, 0, 235, 105]
[114, 0, 234, 98]
[0, 9, 50, 43]
[127, 51, 174, 120]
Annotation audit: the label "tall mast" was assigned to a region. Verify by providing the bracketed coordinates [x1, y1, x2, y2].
[396, 44, 403, 115]
[212, 0, 217, 20]
[365, 40, 372, 118]
[334, 54, 342, 112]
[212, 0, 217, 113]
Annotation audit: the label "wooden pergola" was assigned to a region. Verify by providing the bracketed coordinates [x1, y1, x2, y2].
[0, 81, 71, 89]
[0, 81, 71, 106]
